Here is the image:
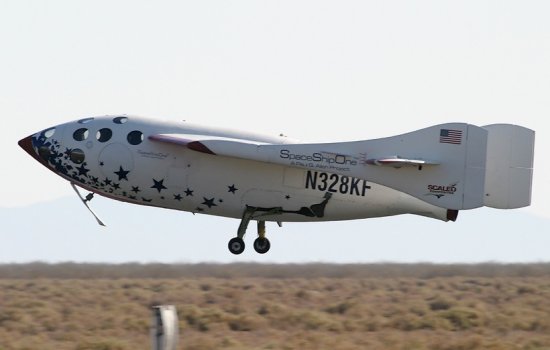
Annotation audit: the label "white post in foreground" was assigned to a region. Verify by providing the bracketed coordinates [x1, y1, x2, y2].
[151, 305, 179, 350]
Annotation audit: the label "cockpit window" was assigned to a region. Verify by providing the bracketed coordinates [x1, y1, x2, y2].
[73, 128, 89, 141]
[70, 149, 85, 164]
[96, 128, 112, 143]
[78, 118, 94, 124]
[127, 130, 144, 145]
[43, 128, 56, 138]
[113, 116, 128, 124]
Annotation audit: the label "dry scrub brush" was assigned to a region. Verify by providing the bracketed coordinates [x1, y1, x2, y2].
[1, 264, 550, 349]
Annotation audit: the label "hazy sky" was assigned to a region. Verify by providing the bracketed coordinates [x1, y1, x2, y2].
[1, 1, 548, 262]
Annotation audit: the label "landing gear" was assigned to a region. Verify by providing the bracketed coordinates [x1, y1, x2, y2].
[253, 237, 270, 254]
[228, 237, 245, 255]
[253, 221, 270, 254]
[227, 206, 277, 255]
[70, 182, 106, 226]
[226, 193, 333, 254]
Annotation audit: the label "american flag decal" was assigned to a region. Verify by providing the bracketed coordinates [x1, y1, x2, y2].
[440, 129, 463, 145]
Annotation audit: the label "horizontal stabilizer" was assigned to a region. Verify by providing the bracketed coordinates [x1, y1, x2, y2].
[366, 157, 440, 168]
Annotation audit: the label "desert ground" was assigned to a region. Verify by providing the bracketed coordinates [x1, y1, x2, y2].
[1, 263, 550, 350]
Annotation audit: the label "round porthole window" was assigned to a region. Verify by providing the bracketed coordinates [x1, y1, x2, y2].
[113, 116, 128, 124]
[73, 128, 89, 141]
[70, 149, 86, 164]
[43, 127, 56, 138]
[78, 117, 94, 124]
[127, 130, 144, 145]
[96, 128, 112, 143]
[38, 146, 52, 161]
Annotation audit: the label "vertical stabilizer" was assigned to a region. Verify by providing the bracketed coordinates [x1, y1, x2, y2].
[483, 124, 535, 209]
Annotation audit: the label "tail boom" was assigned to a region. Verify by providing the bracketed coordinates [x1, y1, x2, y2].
[150, 123, 534, 212]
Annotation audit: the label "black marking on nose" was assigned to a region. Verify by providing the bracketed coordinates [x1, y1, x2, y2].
[18, 136, 38, 161]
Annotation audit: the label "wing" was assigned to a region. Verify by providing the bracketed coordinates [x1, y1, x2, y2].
[148, 133, 266, 156]
[149, 134, 438, 168]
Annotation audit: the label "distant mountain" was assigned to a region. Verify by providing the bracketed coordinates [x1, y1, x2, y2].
[1, 196, 549, 263]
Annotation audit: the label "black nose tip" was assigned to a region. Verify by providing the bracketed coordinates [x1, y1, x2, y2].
[19, 134, 59, 173]
[18, 136, 37, 159]
[18, 135, 51, 164]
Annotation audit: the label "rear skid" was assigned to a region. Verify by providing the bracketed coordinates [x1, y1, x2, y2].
[447, 209, 459, 222]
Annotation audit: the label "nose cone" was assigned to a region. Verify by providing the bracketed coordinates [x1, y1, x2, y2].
[18, 135, 40, 161]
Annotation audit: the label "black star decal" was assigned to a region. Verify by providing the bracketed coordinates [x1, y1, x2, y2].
[195, 207, 204, 212]
[64, 148, 72, 158]
[160, 196, 165, 200]
[202, 197, 217, 209]
[285, 195, 291, 200]
[104, 178, 112, 186]
[219, 199, 224, 203]
[114, 166, 130, 181]
[151, 178, 167, 193]
[184, 188, 194, 196]
[113, 183, 120, 190]
[100, 161, 104, 166]
[131, 186, 141, 193]
[90, 176, 99, 184]
[122, 191, 127, 196]
[77, 164, 90, 176]
[174, 194, 182, 201]
[228, 184, 238, 194]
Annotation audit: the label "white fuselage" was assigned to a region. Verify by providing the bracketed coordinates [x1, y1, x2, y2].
[22, 115, 449, 223]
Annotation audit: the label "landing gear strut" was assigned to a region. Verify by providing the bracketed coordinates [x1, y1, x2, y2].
[228, 206, 277, 255]
[70, 182, 106, 226]
[253, 221, 270, 254]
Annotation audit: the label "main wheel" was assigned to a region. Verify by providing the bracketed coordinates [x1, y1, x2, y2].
[228, 237, 245, 255]
[253, 237, 271, 254]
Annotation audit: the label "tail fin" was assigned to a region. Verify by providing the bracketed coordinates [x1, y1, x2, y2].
[319, 123, 490, 210]
[482, 124, 535, 209]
